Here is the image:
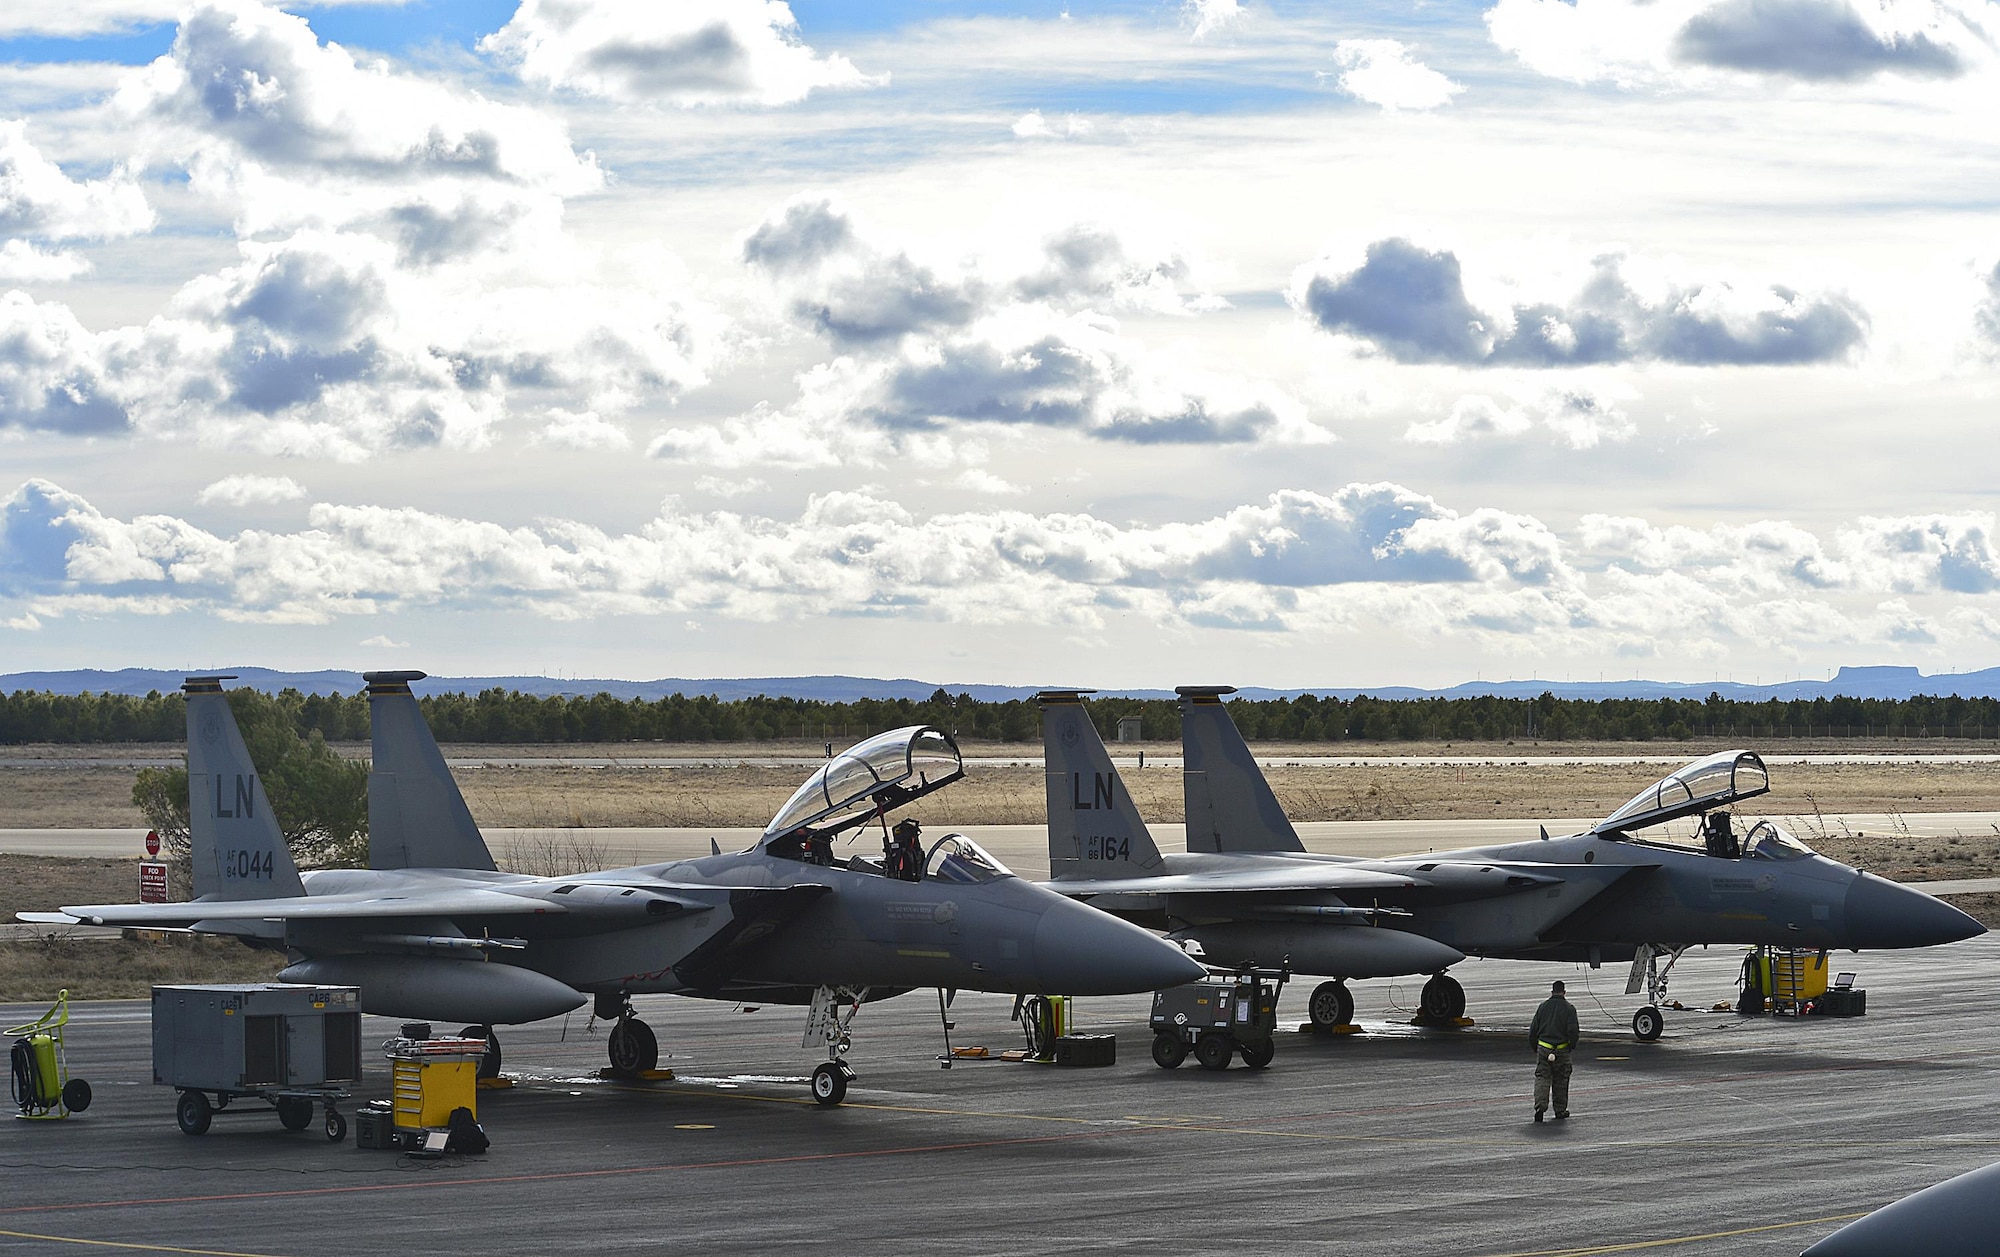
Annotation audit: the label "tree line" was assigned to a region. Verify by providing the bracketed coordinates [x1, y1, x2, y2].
[10, 684, 2000, 746]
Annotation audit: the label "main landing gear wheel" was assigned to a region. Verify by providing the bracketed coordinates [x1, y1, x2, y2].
[607, 1018, 660, 1075]
[1308, 981, 1354, 1030]
[1195, 1034, 1233, 1072]
[1419, 974, 1466, 1021]
[175, 1090, 212, 1136]
[811, 1061, 851, 1106]
[277, 1097, 313, 1131]
[458, 1025, 501, 1079]
[324, 1108, 347, 1142]
[1632, 1005, 1664, 1042]
[1152, 1033, 1188, 1070]
[1240, 1040, 1276, 1070]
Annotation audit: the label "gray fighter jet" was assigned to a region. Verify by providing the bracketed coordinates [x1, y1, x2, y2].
[1799, 1159, 2000, 1255]
[25, 675, 1201, 1105]
[1041, 688, 1983, 1042]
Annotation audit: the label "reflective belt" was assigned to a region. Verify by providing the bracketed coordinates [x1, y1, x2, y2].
[1537, 1040, 1571, 1051]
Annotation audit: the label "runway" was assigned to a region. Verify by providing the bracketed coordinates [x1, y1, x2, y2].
[3, 938, 1995, 1255]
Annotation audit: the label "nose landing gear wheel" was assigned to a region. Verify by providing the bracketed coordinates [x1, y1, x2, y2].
[1152, 1033, 1188, 1069]
[811, 1061, 850, 1106]
[1632, 1005, 1664, 1042]
[1419, 974, 1466, 1020]
[1308, 981, 1354, 1030]
[607, 1018, 659, 1075]
[175, 1090, 211, 1136]
[458, 1026, 501, 1079]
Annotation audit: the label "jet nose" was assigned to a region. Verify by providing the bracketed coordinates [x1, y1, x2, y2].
[1843, 872, 1986, 949]
[1033, 896, 1206, 994]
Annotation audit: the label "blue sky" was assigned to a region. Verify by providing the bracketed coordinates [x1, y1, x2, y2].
[2, 0, 1999, 688]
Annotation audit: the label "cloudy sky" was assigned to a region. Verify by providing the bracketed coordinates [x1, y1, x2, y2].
[2, 0, 1999, 689]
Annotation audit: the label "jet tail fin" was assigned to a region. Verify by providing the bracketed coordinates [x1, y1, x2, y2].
[183, 677, 306, 900]
[365, 671, 497, 872]
[1037, 691, 1164, 879]
[1178, 686, 1304, 854]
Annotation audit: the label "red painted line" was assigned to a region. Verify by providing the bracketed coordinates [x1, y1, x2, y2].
[0, 1128, 1143, 1217]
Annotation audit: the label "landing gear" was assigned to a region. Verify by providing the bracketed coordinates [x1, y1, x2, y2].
[1418, 974, 1465, 1021]
[1632, 1005, 1664, 1042]
[1625, 944, 1684, 1042]
[804, 986, 867, 1107]
[457, 1025, 501, 1079]
[607, 1019, 659, 1075]
[811, 1061, 852, 1106]
[1307, 980, 1354, 1030]
[591, 995, 660, 1076]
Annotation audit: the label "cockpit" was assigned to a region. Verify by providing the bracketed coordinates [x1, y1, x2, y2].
[761, 726, 967, 879]
[1742, 818, 1814, 860]
[924, 835, 1014, 883]
[1593, 750, 1770, 839]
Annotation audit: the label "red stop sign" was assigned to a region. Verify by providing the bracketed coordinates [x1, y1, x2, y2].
[145, 829, 160, 857]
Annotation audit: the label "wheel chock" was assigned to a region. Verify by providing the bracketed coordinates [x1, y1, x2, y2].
[595, 1067, 675, 1082]
[476, 1077, 515, 1091]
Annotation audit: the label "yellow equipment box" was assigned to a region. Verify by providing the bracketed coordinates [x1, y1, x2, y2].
[385, 1038, 484, 1130]
[1759, 950, 1830, 1008]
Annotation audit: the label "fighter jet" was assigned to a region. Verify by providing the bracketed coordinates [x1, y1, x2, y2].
[1041, 687, 1983, 1043]
[1799, 1159, 2000, 1255]
[25, 675, 1201, 1105]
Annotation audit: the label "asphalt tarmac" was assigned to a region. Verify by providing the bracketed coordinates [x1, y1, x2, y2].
[4, 938, 1997, 1256]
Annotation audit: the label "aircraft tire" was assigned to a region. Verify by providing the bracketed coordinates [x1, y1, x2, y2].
[811, 1062, 848, 1106]
[1419, 975, 1458, 1020]
[608, 1019, 660, 1074]
[1195, 1034, 1233, 1072]
[1241, 1039, 1275, 1070]
[1308, 981, 1354, 1030]
[277, 1097, 313, 1131]
[459, 1026, 502, 1079]
[1632, 1005, 1664, 1042]
[1152, 1033, 1188, 1069]
[176, 1090, 212, 1136]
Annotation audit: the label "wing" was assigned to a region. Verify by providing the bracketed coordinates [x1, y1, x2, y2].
[38, 887, 584, 927]
[1051, 864, 1428, 896]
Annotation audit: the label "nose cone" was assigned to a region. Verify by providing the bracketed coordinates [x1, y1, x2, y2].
[1801, 1160, 2000, 1255]
[1843, 872, 1986, 949]
[1033, 897, 1206, 994]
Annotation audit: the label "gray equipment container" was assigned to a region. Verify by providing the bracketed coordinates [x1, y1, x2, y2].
[153, 984, 362, 1092]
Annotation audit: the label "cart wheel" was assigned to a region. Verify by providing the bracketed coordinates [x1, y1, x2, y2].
[1151, 1033, 1188, 1070]
[277, 1097, 313, 1131]
[608, 1018, 660, 1074]
[1632, 1005, 1664, 1042]
[176, 1090, 212, 1136]
[810, 1062, 849, 1107]
[325, 1109, 347, 1143]
[1241, 1039, 1276, 1070]
[1308, 981, 1354, 1030]
[61, 1078, 91, 1113]
[1195, 1034, 1233, 1072]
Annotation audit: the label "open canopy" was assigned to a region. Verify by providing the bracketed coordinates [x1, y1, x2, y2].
[762, 725, 965, 843]
[1591, 749, 1770, 837]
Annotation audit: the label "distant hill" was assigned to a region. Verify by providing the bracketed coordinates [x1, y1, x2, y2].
[5, 664, 1999, 703]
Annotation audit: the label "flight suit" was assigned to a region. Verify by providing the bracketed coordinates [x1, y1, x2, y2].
[1528, 993, 1580, 1119]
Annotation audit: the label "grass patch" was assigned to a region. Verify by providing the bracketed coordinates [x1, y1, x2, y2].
[0, 854, 152, 921]
[0, 934, 286, 1002]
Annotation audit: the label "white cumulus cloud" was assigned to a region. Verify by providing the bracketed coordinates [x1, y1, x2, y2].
[196, 474, 306, 506]
[1327, 40, 1465, 111]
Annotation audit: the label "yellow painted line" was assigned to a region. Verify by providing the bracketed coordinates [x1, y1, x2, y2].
[1475, 1210, 1871, 1257]
[673, 1123, 715, 1130]
[0, 1229, 284, 1256]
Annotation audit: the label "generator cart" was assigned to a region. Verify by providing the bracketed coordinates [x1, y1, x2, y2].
[7, 989, 92, 1120]
[153, 984, 361, 1141]
[1149, 967, 1288, 1071]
